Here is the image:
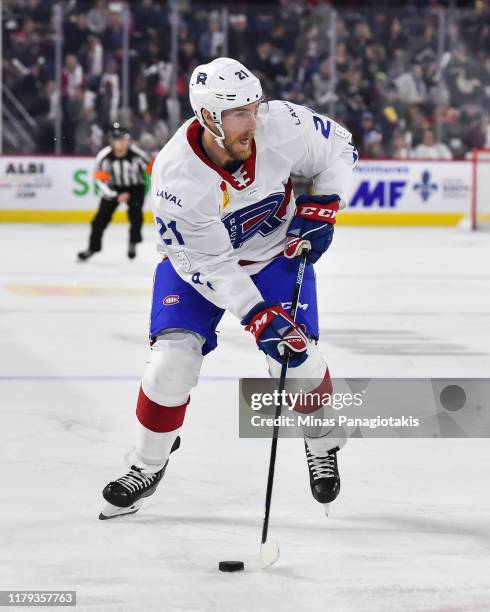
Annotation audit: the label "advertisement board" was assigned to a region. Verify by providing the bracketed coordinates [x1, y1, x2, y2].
[342, 159, 472, 225]
[0, 156, 151, 223]
[0, 156, 473, 225]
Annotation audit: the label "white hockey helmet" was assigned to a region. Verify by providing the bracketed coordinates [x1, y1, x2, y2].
[189, 57, 263, 146]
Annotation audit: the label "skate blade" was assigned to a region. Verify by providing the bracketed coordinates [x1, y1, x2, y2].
[323, 503, 330, 517]
[98, 499, 143, 520]
[259, 540, 280, 568]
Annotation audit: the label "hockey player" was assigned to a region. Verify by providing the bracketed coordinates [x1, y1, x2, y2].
[99, 58, 357, 520]
[77, 123, 152, 261]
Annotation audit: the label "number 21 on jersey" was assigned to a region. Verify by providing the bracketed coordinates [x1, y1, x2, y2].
[156, 217, 185, 246]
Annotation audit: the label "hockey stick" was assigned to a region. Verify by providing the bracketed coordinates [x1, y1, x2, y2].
[260, 248, 309, 568]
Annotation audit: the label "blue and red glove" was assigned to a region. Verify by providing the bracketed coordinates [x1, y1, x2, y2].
[284, 194, 340, 264]
[241, 301, 308, 367]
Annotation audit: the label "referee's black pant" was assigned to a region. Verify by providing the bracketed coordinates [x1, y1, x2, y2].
[88, 186, 146, 252]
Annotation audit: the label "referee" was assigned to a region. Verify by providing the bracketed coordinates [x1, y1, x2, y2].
[77, 123, 152, 261]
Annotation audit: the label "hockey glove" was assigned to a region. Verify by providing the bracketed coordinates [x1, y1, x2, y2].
[241, 301, 308, 367]
[285, 194, 340, 264]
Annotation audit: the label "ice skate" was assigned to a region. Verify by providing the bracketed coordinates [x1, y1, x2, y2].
[77, 248, 98, 261]
[99, 436, 180, 520]
[304, 438, 341, 504]
[128, 242, 137, 259]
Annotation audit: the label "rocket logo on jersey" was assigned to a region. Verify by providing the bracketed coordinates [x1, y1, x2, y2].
[221, 192, 289, 249]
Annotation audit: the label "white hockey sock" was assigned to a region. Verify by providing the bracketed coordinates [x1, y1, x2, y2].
[305, 428, 347, 456]
[131, 422, 182, 472]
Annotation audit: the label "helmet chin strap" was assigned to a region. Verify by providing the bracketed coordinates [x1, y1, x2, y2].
[214, 134, 226, 150]
[201, 111, 245, 158]
[201, 117, 226, 149]
[202, 121, 247, 160]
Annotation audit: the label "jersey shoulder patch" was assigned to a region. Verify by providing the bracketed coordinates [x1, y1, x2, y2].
[334, 123, 351, 139]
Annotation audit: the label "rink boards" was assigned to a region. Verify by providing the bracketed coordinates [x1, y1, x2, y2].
[0, 155, 475, 225]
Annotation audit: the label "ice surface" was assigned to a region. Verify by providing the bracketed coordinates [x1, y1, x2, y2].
[0, 224, 489, 611]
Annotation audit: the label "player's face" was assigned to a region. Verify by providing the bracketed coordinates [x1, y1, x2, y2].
[221, 102, 260, 161]
[111, 138, 130, 157]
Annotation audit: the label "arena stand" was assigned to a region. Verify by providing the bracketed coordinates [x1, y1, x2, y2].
[1, 0, 489, 159]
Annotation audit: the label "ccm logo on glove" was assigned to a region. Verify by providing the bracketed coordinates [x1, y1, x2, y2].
[242, 302, 308, 367]
[284, 194, 340, 264]
[298, 203, 338, 222]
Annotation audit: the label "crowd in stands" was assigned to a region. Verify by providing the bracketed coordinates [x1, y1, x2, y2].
[2, 0, 489, 159]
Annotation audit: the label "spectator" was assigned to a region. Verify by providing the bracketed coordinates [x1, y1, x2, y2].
[24, 0, 52, 25]
[312, 59, 337, 113]
[228, 14, 250, 66]
[132, 0, 165, 36]
[84, 35, 104, 87]
[86, 0, 110, 35]
[277, 52, 300, 98]
[395, 63, 427, 105]
[436, 105, 462, 148]
[337, 66, 368, 131]
[284, 81, 306, 105]
[295, 24, 329, 61]
[138, 110, 169, 151]
[390, 130, 410, 159]
[62, 54, 84, 100]
[347, 20, 373, 58]
[461, 103, 485, 151]
[198, 12, 225, 61]
[362, 42, 387, 85]
[413, 20, 438, 65]
[35, 81, 58, 153]
[334, 18, 349, 46]
[444, 44, 482, 108]
[406, 103, 430, 146]
[179, 41, 198, 76]
[12, 17, 40, 47]
[98, 59, 120, 124]
[74, 107, 103, 154]
[385, 18, 409, 60]
[411, 128, 453, 159]
[377, 82, 401, 143]
[270, 22, 294, 56]
[335, 42, 349, 76]
[46, 80, 59, 123]
[359, 112, 383, 157]
[252, 41, 278, 89]
[2, 1, 489, 158]
[483, 115, 490, 148]
[482, 56, 490, 113]
[101, 8, 124, 62]
[64, 84, 86, 152]
[64, 13, 90, 56]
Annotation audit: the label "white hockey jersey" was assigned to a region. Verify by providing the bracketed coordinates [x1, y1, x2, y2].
[151, 100, 357, 320]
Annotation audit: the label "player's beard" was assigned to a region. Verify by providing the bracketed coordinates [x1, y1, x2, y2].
[223, 130, 255, 162]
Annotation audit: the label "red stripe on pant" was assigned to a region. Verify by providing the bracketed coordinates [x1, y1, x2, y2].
[136, 386, 189, 432]
[292, 369, 333, 415]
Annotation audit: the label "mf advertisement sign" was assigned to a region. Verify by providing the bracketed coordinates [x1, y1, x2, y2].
[341, 159, 472, 224]
[0, 156, 472, 225]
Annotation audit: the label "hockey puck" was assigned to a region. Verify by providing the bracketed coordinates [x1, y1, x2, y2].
[218, 561, 245, 572]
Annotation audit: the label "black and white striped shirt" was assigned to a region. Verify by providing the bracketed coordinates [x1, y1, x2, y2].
[94, 144, 151, 200]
